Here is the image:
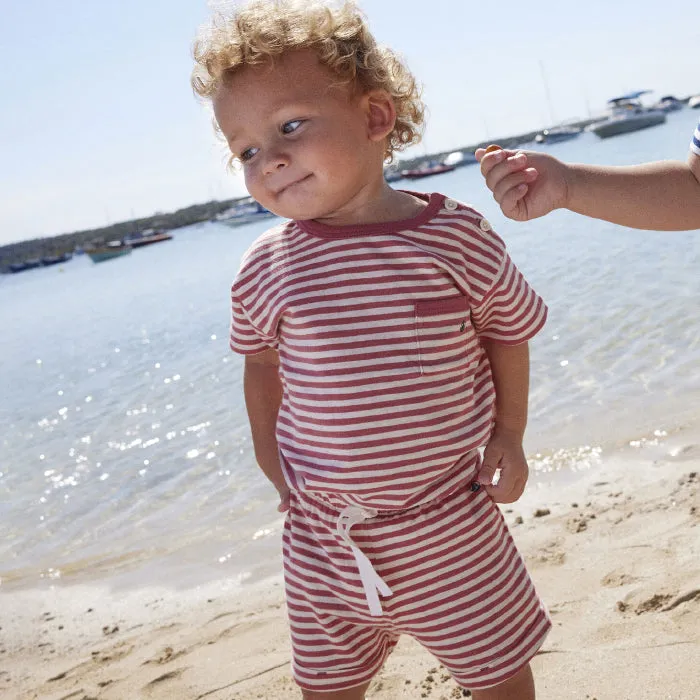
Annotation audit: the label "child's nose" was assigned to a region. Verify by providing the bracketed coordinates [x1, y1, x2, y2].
[263, 150, 290, 175]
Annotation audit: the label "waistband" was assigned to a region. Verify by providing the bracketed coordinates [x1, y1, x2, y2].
[291, 450, 481, 519]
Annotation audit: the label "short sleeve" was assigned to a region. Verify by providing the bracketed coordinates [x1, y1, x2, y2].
[691, 118, 700, 157]
[471, 253, 547, 345]
[229, 294, 277, 355]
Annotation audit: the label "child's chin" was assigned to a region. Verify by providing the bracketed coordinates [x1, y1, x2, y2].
[273, 203, 327, 222]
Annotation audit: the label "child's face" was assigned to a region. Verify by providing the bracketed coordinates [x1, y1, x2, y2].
[213, 49, 385, 221]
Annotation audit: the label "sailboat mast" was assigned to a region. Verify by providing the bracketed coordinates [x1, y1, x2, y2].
[539, 60, 556, 125]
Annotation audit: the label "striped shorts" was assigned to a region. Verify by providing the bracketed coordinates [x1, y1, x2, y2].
[283, 480, 552, 692]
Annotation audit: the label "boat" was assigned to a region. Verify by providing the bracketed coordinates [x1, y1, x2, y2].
[123, 229, 173, 248]
[689, 96, 700, 109]
[535, 125, 582, 144]
[8, 259, 42, 273]
[41, 252, 72, 267]
[443, 150, 478, 168]
[383, 167, 403, 183]
[653, 95, 683, 113]
[84, 241, 133, 263]
[216, 198, 277, 228]
[400, 161, 457, 180]
[590, 91, 666, 139]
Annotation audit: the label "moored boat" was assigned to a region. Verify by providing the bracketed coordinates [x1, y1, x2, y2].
[84, 241, 133, 263]
[689, 95, 700, 109]
[383, 167, 403, 182]
[215, 198, 277, 228]
[41, 252, 73, 267]
[443, 150, 478, 168]
[400, 161, 457, 180]
[535, 126, 582, 144]
[8, 259, 42, 273]
[653, 95, 683, 113]
[590, 91, 666, 139]
[123, 230, 173, 248]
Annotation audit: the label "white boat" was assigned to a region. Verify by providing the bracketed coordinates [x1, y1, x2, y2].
[384, 166, 403, 182]
[590, 91, 666, 139]
[653, 95, 683, 113]
[535, 125, 582, 144]
[443, 150, 478, 168]
[689, 95, 700, 109]
[218, 211, 277, 228]
[215, 198, 277, 228]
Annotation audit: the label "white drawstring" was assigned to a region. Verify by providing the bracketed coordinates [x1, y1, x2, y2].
[336, 506, 392, 617]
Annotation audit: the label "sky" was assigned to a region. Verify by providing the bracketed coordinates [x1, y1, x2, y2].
[1, 0, 698, 245]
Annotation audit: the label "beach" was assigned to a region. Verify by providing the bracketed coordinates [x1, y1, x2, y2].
[2, 114, 700, 699]
[3, 421, 699, 700]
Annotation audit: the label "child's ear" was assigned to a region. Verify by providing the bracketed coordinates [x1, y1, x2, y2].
[364, 90, 396, 142]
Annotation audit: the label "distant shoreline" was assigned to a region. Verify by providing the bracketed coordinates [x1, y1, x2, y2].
[0, 118, 600, 271]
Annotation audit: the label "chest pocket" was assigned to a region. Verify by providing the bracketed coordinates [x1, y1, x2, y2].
[414, 296, 480, 376]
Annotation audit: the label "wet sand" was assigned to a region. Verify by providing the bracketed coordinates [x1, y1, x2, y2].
[2, 429, 699, 700]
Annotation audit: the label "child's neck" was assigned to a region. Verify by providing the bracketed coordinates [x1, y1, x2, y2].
[312, 179, 426, 228]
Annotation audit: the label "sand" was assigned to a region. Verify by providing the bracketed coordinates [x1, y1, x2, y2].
[2, 428, 699, 700]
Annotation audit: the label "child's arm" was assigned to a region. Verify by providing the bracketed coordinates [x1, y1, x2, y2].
[476, 339, 530, 503]
[475, 147, 700, 231]
[243, 348, 290, 512]
[566, 157, 700, 230]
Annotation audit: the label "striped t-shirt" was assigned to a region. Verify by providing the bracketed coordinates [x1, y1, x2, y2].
[692, 118, 700, 156]
[230, 192, 547, 512]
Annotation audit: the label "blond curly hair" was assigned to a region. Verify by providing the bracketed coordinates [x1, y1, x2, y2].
[191, 0, 424, 161]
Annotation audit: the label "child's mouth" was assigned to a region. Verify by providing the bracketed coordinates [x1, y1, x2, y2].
[276, 174, 312, 196]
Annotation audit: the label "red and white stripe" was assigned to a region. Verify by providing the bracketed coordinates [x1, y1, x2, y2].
[231, 192, 551, 691]
[284, 476, 551, 692]
[230, 192, 547, 512]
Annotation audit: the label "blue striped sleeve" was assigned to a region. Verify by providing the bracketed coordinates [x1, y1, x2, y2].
[692, 118, 700, 157]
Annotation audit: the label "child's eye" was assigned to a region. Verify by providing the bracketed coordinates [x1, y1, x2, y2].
[281, 120, 303, 135]
[239, 146, 259, 162]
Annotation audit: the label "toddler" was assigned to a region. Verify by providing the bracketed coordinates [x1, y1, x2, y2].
[192, 3, 550, 697]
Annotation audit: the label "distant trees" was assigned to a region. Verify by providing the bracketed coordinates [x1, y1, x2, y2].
[0, 198, 243, 271]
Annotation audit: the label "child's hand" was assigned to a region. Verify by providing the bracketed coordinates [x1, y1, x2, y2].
[277, 487, 291, 513]
[476, 431, 529, 503]
[475, 146, 569, 222]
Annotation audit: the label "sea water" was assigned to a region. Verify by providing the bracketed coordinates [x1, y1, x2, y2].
[1, 108, 698, 592]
